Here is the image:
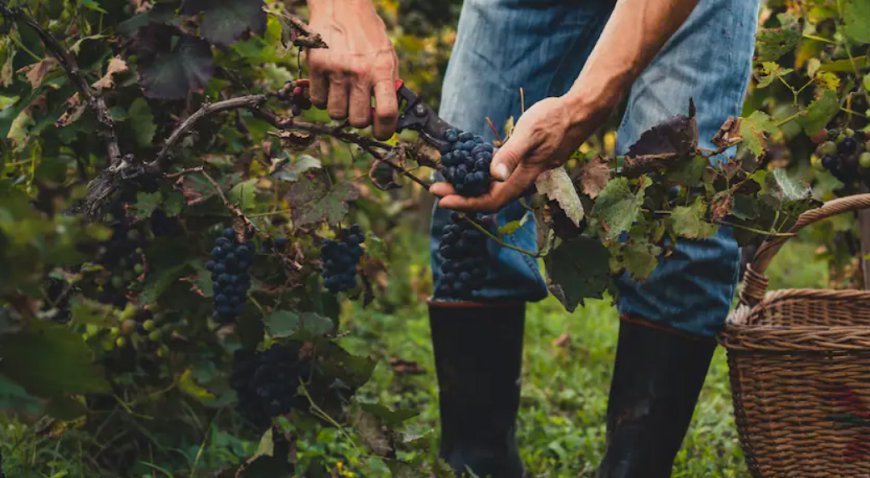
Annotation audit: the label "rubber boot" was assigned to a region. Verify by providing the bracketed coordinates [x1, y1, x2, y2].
[428, 301, 525, 478]
[596, 318, 716, 478]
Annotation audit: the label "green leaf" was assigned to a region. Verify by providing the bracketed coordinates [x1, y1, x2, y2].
[545, 236, 611, 312]
[271, 153, 321, 182]
[164, 190, 184, 216]
[288, 180, 359, 227]
[70, 297, 115, 326]
[0, 373, 41, 413]
[265, 310, 333, 338]
[0, 320, 109, 397]
[128, 98, 156, 147]
[182, 0, 267, 46]
[739, 111, 778, 157]
[138, 35, 215, 100]
[80, 0, 107, 13]
[622, 239, 662, 280]
[843, 0, 870, 43]
[770, 167, 812, 201]
[756, 61, 793, 89]
[756, 13, 800, 62]
[669, 197, 717, 239]
[142, 263, 188, 303]
[797, 89, 839, 137]
[864, 73, 870, 93]
[229, 178, 258, 211]
[590, 177, 649, 240]
[132, 191, 162, 220]
[0, 95, 18, 111]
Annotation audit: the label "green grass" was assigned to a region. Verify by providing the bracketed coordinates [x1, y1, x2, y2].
[346, 294, 749, 477]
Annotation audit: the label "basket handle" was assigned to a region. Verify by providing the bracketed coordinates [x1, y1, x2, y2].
[739, 193, 870, 307]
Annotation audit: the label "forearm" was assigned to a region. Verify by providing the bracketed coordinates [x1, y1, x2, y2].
[308, 0, 378, 22]
[564, 0, 698, 120]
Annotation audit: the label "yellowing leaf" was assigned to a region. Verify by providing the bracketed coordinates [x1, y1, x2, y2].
[739, 111, 778, 157]
[92, 56, 129, 91]
[179, 368, 216, 402]
[17, 57, 59, 90]
[535, 167, 584, 226]
[670, 197, 717, 239]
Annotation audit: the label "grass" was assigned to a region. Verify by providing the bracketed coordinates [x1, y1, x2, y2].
[346, 294, 749, 477]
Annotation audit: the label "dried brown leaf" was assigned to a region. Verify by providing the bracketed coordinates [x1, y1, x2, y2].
[18, 57, 59, 90]
[577, 156, 610, 198]
[712, 116, 742, 148]
[55, 93, 86, 128]
[92, 57, 129, 91]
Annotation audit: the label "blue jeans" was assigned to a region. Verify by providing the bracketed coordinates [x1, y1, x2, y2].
[431, 0, 760, 338]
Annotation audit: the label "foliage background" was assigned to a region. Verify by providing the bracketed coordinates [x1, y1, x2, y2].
[0, 0, 867, 476]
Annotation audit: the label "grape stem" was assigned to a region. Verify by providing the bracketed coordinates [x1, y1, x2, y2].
[459, 214, 543, 258]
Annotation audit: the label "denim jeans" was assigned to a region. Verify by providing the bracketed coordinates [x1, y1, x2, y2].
[431, 0, 760, 337]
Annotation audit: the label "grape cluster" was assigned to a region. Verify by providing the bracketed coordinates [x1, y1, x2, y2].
[816, 128, 870, 184]
[207, 228, 253, 323]
[320, 225, 365, 294]
[435, 212, 489, 300]
[277, 80, 312, 116]
[230, 344, 310, 428]
[440, 128, 493, 197]
[95, 221, 146, 307]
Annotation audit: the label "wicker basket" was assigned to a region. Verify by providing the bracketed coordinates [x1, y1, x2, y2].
[719, 194, 870, 478]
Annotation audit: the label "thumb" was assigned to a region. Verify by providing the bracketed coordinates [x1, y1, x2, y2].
[491, 130, 534, 181]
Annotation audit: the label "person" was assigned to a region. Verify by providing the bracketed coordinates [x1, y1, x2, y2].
[305, 0, 760, 476]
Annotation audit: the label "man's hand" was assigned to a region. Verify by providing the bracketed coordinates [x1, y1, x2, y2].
[430, 0, 699, 213]
[307, 0, 398, 140]
[430, 96, 602, 213]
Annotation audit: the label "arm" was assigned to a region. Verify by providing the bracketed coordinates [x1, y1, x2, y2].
[432, 0, 699, 212]
[306, 0, 398, 140]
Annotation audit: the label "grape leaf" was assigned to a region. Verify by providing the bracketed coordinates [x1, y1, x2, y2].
[590, 177, 650, 240]
[843, 0, 870, 43]
[132, 191, 162, 220]
[265, 310, 333, 338]
[535, 167, 584, 226]
[739, 111, 778, 157]
[755, 61, 793, 89]
[288, 180, 359, 227]
[17, 57, 58, 90]
[545, 236, 610, 312]
[128, 97, 156, 147]
[626, 100, 698, 158]
[622, 238, 662, 280]
[271, 153, 321, 182]
[0, 320, 109, 397]
[669, 197, 717, 239]
[756, 14, 800, 61]
[577, 156, 610, 198]
[92, 57, 129, 91]
[182, 0, 267, 46]
[138, 34, 215, 100]
[770, 167, 812, 202]
[797, 89, 839, 137]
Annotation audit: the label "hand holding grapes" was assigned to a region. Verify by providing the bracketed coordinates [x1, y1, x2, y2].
[307, 0, 399, 140]
[431, 96, 602, 213]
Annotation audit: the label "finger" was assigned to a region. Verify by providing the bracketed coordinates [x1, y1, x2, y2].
[348, 80, 372, 128]
[326, 75, 349, 120]
[438, 164, 542, 213]
[309, 64, 329, 109]
[372, 79, 398, 140]
[491, 131, 534, 181]
[429, 181, 456, 198]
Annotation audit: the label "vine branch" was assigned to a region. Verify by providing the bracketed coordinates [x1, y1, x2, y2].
[0, 1, 122, 167]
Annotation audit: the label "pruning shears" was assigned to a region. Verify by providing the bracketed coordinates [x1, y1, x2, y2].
[393, 79, 455, 151]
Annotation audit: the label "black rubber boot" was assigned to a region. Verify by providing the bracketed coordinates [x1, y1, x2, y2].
[428, 301, 525, 478]
[596, 318, 716, 478]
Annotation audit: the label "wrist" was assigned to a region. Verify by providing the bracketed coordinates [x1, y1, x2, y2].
[561, 70, 632, 128]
